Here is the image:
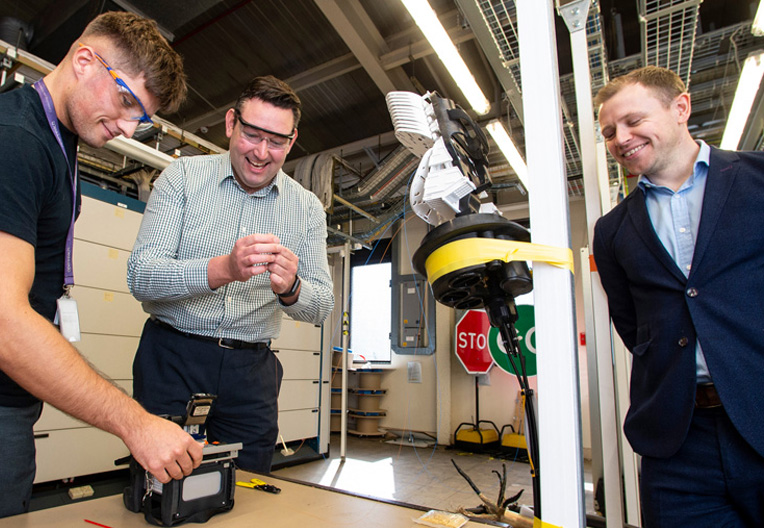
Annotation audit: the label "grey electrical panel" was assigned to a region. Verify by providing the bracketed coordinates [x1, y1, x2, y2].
[399, 279, 429, 349]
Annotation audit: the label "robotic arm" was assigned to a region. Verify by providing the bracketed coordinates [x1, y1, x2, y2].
[385, 90, 532, 312]
[387, 91, 498, 225]
[387, 91, 541, 518]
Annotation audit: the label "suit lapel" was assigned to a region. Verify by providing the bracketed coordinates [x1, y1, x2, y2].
[626, 191, 687, 282]
[691, 148, 738, 274]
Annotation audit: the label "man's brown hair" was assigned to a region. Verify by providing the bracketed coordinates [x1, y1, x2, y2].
[235, 75, 302, 130]
[594, 65, 687, 109]
[81, 11, 186, 113]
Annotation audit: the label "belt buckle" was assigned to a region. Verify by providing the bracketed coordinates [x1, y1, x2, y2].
[218, 338, 234, 350]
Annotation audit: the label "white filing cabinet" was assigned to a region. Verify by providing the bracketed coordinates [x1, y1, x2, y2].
[272, 317, 323, 443]
[34, 187, 144, 483]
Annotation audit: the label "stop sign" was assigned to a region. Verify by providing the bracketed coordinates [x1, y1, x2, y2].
[455, 310, 494, 374]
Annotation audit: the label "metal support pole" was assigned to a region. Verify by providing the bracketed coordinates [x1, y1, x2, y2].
[340, 241, 351, 460]
[516, 1, 585, 525]
[558, 1, 627, 526]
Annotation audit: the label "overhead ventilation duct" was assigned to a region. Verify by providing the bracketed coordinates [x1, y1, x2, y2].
[293, 152, 335, 210]
[293, 145, 418, 213]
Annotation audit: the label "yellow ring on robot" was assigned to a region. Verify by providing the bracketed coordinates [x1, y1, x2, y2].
[424, 238, 574, 284]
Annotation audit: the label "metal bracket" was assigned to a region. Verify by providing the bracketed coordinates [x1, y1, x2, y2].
[557, 0, 591, 33]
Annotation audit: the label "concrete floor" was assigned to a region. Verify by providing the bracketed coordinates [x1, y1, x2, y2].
[272, 433, 595, 516]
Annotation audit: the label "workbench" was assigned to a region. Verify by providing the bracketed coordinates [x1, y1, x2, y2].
[0, 472, 494, 528]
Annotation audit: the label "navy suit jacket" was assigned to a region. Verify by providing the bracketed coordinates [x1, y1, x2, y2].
[593, 147, 764, 459]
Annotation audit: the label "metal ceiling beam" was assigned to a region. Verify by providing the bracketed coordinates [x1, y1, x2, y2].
[183, 9, 472, 132]
[313, 0, 415, 95]
[455, 0, 524, 122]
[378, 22, 475, 69]
[182, 53, 362, 131]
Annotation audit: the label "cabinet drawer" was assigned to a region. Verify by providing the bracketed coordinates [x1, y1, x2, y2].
[75, 334, 139, 380]
[73, 239, 131, 293]
[279, 379, 319, 411]
[35, 380, 132, 432]
[75, 196, 142, 251]
[278, 408, 319, 443]
[275, 349, 320, 380]
[34, 427, 130, 483]
[272, 319, 321, 352]
[70, 287, 147, 337]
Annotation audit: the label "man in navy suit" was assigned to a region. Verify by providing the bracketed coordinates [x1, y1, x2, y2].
[592, 66, 764, 527]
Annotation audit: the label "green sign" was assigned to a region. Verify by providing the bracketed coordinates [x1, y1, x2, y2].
[488, 304, 537, 376]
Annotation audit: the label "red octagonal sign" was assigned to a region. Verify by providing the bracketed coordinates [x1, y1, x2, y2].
[455, 310, 494, 374]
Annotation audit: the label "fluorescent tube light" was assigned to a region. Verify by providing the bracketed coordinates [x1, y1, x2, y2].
[401, 0, 491, 115]
[720, 50, 764, 150]
[105, 135, 175, 170]
[753, 0, 764, 37]
[486, 120, 530, 193]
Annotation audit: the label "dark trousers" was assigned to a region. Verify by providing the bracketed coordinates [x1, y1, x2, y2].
[133, 319, 283, 473]
[640, 406, 764, 527]
[0, 401, 42, 517]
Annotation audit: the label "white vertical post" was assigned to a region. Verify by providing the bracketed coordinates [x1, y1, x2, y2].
[340, 241, 351, 460]
[579, 248, 604, 505]
[516, 1, 585, 526]
[558, 2, 627, 526]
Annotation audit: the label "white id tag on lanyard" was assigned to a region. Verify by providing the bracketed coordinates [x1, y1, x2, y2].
[55, 295, 81, 342]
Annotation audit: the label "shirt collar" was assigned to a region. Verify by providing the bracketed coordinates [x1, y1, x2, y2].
[217, 151, 283, 196]
[638, 140, 710, 192]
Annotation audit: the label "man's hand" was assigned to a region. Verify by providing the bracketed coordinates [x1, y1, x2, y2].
[123, 413, 203, 483]
[209, 234, 277, 288]
[208, 233, 298, 293]
[267, 241, 299, 298]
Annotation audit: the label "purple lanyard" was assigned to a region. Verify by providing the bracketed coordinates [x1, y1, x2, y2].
[33, 79, 78, 292]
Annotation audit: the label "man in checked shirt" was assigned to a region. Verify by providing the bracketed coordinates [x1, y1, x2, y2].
[127, 76, 334, 472]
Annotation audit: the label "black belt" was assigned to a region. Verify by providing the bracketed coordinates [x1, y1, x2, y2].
[695, 383, 722, 409]
[150, 317, 269, 351]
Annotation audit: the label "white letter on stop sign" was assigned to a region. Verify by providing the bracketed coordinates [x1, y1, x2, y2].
[459, 332, 487, 350]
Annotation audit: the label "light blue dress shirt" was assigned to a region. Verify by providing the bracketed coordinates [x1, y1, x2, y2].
[637, 140, 712, 383]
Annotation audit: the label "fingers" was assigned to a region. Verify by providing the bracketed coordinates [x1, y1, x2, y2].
[230, 234, 298, 285]
[228, 237, 277, 281]
[268, 246, 298, 293]
[151, 440, 202, 483]
[159, 452, 194, 482]
[129, 416, 203, 483]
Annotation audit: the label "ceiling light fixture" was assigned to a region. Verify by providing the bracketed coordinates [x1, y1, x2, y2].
[753, 0, 764, 36]
[720, 50, 764, 150]
[401, 0, 491, 115]
[486, 120, 530, 193]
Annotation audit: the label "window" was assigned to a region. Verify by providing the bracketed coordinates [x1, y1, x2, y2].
[349, 245, 392, 363]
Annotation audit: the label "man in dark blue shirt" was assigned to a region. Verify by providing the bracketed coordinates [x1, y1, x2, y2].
[0, 11, 202, 517]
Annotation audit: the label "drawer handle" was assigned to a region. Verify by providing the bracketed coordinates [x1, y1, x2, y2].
[313, 352, 320, 356]
[312, 409, 319, 413]
[34, 433, 50, 439]
[312, 380, 320, 384]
